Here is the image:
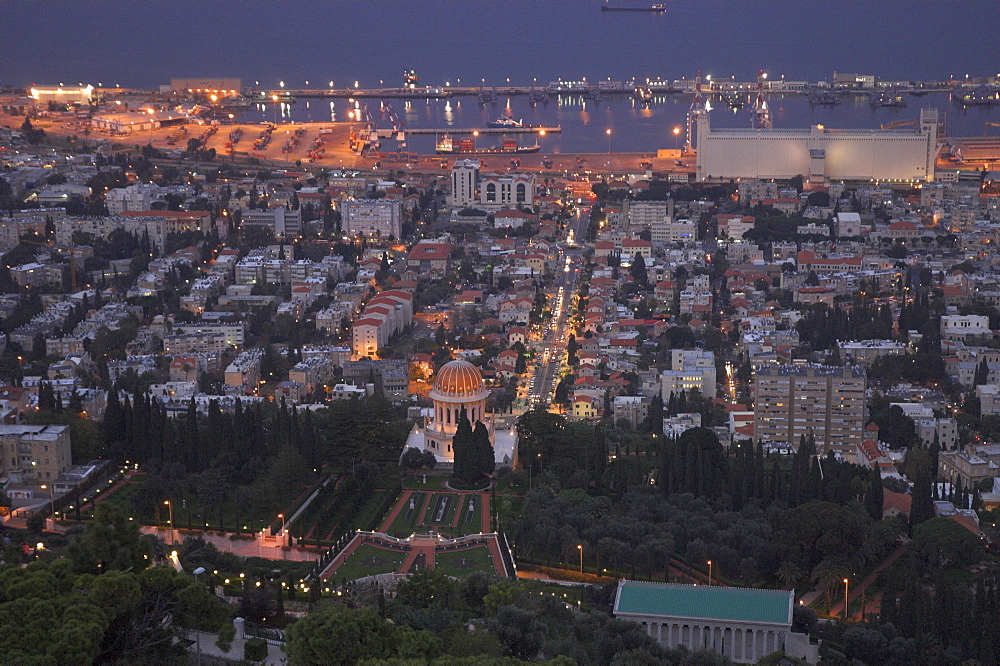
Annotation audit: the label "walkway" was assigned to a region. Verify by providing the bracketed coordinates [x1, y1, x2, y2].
[140, 526, 320, 562]
[379, 489, 413, 533]
[399, 536, 437, 574]
[828, 545, 906, 618]
[415, 492, 432, 526]
[183, 628, 285, 665]
[480, 493, 491, 533]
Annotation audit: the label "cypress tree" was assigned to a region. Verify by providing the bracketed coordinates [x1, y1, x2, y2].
[866, 465, 884, 520]
[472, 421, 494, 478]
[451, 407, 475, 483]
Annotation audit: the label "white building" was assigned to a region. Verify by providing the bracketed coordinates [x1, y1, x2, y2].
[342, 199, 403, 240]
[479, 172, 534, 208]
[940, 314, 991, 341]
[696, 109, 938, 183]
[241, 207, 302, 238]
[450, 159, 480, 207]
[403, 359, 517, 466]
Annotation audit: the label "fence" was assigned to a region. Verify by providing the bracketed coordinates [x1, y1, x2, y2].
[237, 618, 284, 646]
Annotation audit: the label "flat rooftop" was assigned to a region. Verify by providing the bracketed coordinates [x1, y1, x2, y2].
[614, 581, 793, 626]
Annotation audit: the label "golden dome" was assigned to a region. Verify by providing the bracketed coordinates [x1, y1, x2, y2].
[433, 359, 486, 398]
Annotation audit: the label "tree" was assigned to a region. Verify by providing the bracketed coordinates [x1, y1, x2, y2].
[67, 502, 152, 574]
[473, 420, 495, 479]
[451, 407, 477, 483]
[630, 254, 649, 289]
[244, 637, 268, 663]
[491, 605, 546, 660]
[400, 447, 424, 470]
[285, 607, 439, 665]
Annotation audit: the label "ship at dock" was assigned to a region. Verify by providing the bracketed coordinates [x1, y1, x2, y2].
[486, 115, 544, 129]
[601, 2, 666, 12]
[436, 135, 541, 155]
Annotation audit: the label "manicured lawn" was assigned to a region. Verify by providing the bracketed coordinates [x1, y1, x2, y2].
[402, 475, 451, 491]
[448, 494, 483, 537]
[435, 545, 494, 578]
[333, 543, 406, 581]
[386, 492, 426, 537]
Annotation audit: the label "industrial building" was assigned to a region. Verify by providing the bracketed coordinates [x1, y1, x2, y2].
[168, 78, 242, 94]
[696, 109, 938, 183]
[28, 85, 93, 108]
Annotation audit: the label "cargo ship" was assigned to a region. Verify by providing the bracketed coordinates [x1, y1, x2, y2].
[436, 135, 541, 154]
[601, 2, 666, 12]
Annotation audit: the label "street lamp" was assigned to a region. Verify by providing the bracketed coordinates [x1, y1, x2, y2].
[843, 578, 850, 621]
[164, 500, 174, 545]
[271, 94, 279, 125]
[192, 567, 206, 665]
[707, 560, 713, 586]
[673, 126, 681, 151]
[606, 128, 612, 154]
[577, 544, 583, 573]
[278, 513, 286, 542]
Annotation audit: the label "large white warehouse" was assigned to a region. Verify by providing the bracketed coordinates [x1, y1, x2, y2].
[696, 109, 938, 183]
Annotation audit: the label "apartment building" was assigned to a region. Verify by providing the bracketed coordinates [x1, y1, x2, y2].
[753, 364, 867, 455]
[342, 199, 403, 240]
[0, 424, 72, 483]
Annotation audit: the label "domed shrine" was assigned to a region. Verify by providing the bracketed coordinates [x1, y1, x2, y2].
[405, 359, 517, 467]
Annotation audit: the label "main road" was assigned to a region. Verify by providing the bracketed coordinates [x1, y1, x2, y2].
[524, 212, 587, 410]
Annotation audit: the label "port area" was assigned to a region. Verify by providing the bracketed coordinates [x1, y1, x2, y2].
[19, 115, 694, 176]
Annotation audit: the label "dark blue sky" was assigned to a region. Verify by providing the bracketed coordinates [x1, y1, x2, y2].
[2, 1, 998, 89]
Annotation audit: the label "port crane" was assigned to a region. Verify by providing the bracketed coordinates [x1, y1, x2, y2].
[19, 237, 87, 291]
[750, 70, 772, 129]
[985, 122, 1000, 136]
[684, 71, 709, 155]
[880, 120, 917, 130]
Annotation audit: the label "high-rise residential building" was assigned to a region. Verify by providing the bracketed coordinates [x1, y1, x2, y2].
[623, 199, 675, 231]
[753, 364, 866, 454]
[450, 158, 480, 207]
[342, 199, 403, 240]
[241, 207, 302, 239]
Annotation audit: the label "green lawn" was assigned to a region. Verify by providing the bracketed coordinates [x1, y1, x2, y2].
[333, 543, 406, 581]
[385, 492, 426, 537]
[402, 475, 452, 491]
[435, 545, 495, 578]
[449, 494, 483, 537]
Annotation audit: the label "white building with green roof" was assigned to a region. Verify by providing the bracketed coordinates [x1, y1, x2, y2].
[613, 580, 816, 664]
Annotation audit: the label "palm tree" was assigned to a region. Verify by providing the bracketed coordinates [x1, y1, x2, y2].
[776, 561, 804, 589]
[811, 558, 849, 611]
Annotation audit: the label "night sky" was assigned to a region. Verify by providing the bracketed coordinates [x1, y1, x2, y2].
[2, 1, 998, 89]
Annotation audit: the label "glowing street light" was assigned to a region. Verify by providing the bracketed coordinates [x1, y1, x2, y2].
[843, 578, 850, 621]
[164, 500, 174, 545]
[606, 128, 612, 154]
[707, 560, 713, 586]
[577, 544, 583, 573]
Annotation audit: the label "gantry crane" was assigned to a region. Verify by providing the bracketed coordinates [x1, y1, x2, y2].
[880, 120, 917, 130]
[751, 70, 772, 129]
[684, 71, 709, 155]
